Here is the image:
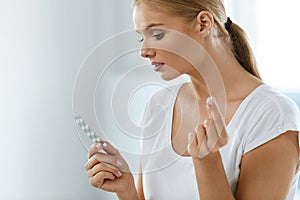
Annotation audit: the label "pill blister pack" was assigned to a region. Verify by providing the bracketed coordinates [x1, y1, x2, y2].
[74, 115, 101, 143]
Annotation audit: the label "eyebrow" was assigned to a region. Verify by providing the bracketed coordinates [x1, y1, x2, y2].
[145, 23, 165, 30]
[136, 23, 165, 33]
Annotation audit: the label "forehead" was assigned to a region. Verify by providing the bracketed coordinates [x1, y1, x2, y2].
[133, 3, 185, 31]
[133, 4, 164, 29]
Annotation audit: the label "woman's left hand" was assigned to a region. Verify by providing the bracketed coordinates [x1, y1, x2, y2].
[188, 97, 228, 159]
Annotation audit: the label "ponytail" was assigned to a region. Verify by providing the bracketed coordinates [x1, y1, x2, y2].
[227, 23, 261, 79]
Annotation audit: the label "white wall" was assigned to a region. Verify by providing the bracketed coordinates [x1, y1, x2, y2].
[0, 0, 134, 199]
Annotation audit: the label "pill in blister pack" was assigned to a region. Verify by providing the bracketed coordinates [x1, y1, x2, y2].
[74, 115, 101, 143]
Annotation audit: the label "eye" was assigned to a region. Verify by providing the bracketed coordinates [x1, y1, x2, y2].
[135, 31, 144, 43]
[138, 37, 144, 43]
[152, 32, 165, 40]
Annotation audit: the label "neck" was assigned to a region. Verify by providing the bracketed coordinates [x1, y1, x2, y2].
[186, 41, 262, 109]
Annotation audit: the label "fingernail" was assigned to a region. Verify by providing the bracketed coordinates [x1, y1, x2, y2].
[187, 132, 193, 153]
[95, 143, 102, 149]
[116, 160, 122, 167]
[207, 97, 214, 105]
[102, 142, 108, 148]
[203, 120, 208, 128]
[187, 144, 191, 153]
[195, 125, 199, 132]
[188, 132, 193, 143]
[118, 170, 122, 177]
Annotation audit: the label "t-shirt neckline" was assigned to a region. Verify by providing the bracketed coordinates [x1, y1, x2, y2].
[168, 82, 267, 158]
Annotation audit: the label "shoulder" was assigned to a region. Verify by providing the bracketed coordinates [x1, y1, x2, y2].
[260, 85, 297, 105]
[236, 84, 300, 154]
[244, 84, 299, 118]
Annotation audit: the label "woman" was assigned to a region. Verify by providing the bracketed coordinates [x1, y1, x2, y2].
[85, 0, 300, 199]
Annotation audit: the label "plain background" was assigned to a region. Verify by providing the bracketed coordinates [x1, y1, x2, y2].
[0, 0, 134, 199]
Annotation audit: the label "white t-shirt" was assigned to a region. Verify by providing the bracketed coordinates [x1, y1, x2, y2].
[139, 83, 300, 200]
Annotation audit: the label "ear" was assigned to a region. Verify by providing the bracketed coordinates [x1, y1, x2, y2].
[194, 11, 214, 37]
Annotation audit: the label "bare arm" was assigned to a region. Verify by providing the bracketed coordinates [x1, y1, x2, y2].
[235, 131, 299, 200]
[192, 152, 235, 199]
[192, 131, 298, 200]
[189, 97, 299, 199]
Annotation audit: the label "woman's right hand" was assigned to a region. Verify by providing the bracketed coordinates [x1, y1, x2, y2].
[85, 141, 139, 200]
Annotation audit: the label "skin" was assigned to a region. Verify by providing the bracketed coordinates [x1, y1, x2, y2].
[85, 3, 299, 200]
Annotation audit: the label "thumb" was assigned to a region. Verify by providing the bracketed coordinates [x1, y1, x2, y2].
[187, 131, 197, 155]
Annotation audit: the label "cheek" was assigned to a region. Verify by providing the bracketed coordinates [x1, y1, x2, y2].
[159, 51, 181, 67]
[163, 52, 192, 73]
[158, 31, 204, 72]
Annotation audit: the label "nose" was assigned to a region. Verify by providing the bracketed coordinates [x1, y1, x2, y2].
[140, 47, 155, 58]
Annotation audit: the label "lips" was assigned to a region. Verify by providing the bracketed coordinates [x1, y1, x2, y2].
[151, 62, 165, 72]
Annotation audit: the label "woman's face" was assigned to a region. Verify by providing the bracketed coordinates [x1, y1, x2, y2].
[133, 3, 200, 80]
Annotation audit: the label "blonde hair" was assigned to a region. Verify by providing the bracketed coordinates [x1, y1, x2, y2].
[133, 0, 261, 79]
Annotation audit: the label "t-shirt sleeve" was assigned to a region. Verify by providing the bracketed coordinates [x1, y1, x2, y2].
[243, 96, 300, 154]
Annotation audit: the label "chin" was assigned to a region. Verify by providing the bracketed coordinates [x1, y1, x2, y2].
[159, 72, 181, 81]
[159, 66, 182, 81]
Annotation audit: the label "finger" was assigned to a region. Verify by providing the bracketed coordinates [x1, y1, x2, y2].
[187, 132, 198, 156]
[90, 171, 116, 189]
[205, 119, 220, 151]
[100, 141, 120, 156]
[101, 142, 131, 172]
[206, 97, 226, 136]
[211, 117, 228, 147]
[88, 162, 122, 178]
[206, 97, 228, 147]
[206, 118, 228, 153]
[195, 124, 206, 148]
[85, 153, 122, 170]
[87, 141, 120, 159]
[197, 124, 210, 158]
[88, 142, 103, 159]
